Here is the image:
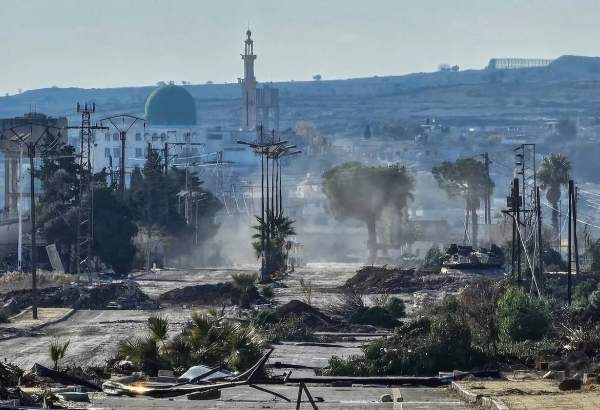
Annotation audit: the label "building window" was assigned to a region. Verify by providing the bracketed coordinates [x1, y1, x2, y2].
[152, 133, 159, 141]
[136, 148, 143, 158]
[113, 147, 120, 157]
[105, 133, 110, 142]
[112, 132, 119, 141]
[135, 132, 142, 141]
[160, 132, 166, 142]
[104, 148, 110, 158]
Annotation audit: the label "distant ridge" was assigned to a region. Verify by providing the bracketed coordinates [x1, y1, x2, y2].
[1, 54, 600, 124]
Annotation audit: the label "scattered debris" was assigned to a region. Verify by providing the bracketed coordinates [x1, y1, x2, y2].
[159, 282, 266, 306]
[0, 281, 154, 311]
[31, 363, 102, 391]
[342, 265, 483, 293]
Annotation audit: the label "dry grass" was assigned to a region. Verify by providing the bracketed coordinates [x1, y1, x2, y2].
[0, 271, 77, 293]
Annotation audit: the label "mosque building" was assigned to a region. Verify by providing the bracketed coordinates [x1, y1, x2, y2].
[89, 30, 279, 188]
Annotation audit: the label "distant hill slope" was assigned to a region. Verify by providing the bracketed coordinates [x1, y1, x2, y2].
[2, 55, 600, 130]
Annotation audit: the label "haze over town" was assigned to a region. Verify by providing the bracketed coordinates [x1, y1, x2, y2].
[2, 1, 600, 409]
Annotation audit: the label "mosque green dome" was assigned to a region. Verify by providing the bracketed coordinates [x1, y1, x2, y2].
[144, 84, 197, 126]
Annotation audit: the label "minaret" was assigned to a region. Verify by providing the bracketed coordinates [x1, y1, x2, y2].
[239, 29, 257, 130]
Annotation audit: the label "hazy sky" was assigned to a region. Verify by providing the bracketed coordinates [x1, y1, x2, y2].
[1, 0, 600, 95]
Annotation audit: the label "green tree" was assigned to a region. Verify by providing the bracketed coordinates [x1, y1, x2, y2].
[92, 187, 137, 276]
[127, 151, 222, 262]
[322, 162, 414, 263]
[36, 136, 82, 271]
[538, 153, 571, 237]
[432, 158, 493, 247]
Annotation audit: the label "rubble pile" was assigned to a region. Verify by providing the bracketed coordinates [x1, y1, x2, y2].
[274, 299, 338, 330]
[0, 282, 154, 311]
[159, 282, 266, 306]
[343, 265, 466, 293]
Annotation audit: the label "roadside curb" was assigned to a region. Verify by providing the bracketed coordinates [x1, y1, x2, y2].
[33, 308, 76, 330]
[0, 308, 76, 342]
[450, 381, 509, 410]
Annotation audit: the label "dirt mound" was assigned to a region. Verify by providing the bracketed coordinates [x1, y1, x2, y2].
[275, 300, 335, 329]
[159, 282, 265, 306]
[0, 282, 153, 311]
[343, 265, 473, 293]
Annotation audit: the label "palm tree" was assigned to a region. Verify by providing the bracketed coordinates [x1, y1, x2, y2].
[231, 272, 258, 307]
[252, 210, 296, 273]
[538, 154, 571, 237]
[433, 159, 494, 247]
[49, 338, 70, 370]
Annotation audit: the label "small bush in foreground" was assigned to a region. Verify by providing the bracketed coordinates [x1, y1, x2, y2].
[265, 315, 316, 343]
[350, 306, 398, 328]
[497, 286, 551, 342]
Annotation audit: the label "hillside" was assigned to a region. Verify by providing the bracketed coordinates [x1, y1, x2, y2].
[2, 55, 600, 134]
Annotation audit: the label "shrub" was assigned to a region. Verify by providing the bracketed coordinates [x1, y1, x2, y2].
[422, 246, 443, 272]
[350, 306, 398, 328]
[231, 272, 258, 307]
[589, 289, 600, 311]
[265, 315, 316, 342]
[299, 278, 313, 305]
[118, 311, 266, 376]
[459, 280, 502, 355]
[323, 312, 481, 376]
[252, 309, 278, 326]
[574, 280, 597, 308]
[497, 286, 551, 342]
[261, 285, 274, 299]
[0, 309, 9, 323]
[49, 338, 70, 370]
[386, 297, 406, 318]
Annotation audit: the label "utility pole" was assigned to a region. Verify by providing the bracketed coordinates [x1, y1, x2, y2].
[515, 178, 522, 284]
[568, 180, 573, 305]
[573, 185, 580, 276]
[99, 115, 145, 199]
[66, 103, 108, 280]
[481, 152, 491, 224]
[536, 187, 544, 289]
[237, 129, 300, 282]
[1, 123, 64, 319]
